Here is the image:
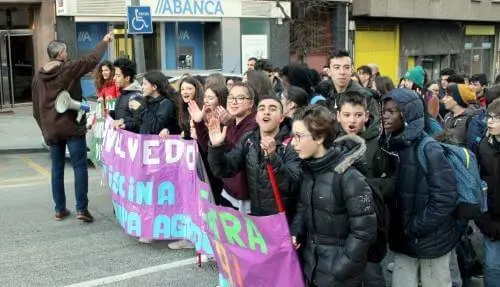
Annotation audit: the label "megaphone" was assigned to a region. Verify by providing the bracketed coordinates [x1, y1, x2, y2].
[55, 90, 90, 123]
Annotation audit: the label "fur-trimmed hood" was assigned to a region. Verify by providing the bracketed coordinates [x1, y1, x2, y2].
[303, 134, 367, 175]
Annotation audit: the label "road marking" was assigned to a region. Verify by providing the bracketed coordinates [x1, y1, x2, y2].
[0, 176, 101, 189]
[20, 156, 50, 178]
[63, 257, 196, 287]
[0, 175, 46, 184]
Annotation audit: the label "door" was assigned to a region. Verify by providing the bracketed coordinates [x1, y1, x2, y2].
[0, 29, 34, 108]
[355, 26, 399, 83]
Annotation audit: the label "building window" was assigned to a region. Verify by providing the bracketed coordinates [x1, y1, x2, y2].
[462, 35, 494, 77]
[290, 6, 332, 56]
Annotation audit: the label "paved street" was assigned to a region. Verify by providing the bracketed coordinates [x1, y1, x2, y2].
[0, 153, 218, 287]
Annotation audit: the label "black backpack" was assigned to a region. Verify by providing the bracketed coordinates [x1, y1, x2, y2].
[333, 173, 389, 263]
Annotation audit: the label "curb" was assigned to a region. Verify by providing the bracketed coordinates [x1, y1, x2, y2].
[0, 148, 48, 155]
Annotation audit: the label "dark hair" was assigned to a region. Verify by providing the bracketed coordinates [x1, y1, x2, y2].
[338, 91, 368, 110]
[293, 105, 336, 149]
[205, 83, 228, 108]
[205, 73, 226, 87]
[487, 97, 500, 115]
[374, 76, 395, 95]
[281, 63, 320, 96]
[285, 86, 309, 109]
[248, 57, 258, 62]
[440, 68, 456, 77]
[194, 75, 205, 87]
[258, 95, 283, 113]
[246, 70, 274, 101]
[447, 74, 465, 84]
[272, 67, 281, 74]
[178, 76, 204, 130]
[486, 85, 500, 106]
[328, 49, 351, 63]
[143, 71, 177, 101]
[470, 73, 488, 86]
[357, 65, 372, 75]
[229, 82, 256, 105]
[255, 59, 274, 72]
[113, 57, 137, 82]
[495, 74, 500, 85]
[93, 60, 114, 90]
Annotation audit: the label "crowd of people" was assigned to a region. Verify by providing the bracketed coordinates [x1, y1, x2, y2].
[32, 33, 500, 287]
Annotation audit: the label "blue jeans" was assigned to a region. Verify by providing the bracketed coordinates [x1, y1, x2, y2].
[49, 136, 88, 213]
[484, 237, 500, 287]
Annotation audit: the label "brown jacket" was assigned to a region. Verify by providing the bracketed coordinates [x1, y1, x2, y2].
[32, 41, 107, 144]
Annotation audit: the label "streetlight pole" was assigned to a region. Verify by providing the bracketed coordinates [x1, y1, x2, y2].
[130, 0, 146, 74]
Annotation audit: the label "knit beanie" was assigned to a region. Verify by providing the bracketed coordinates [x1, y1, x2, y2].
[448, 84, 476, 107]
[404, 66, 425, 89]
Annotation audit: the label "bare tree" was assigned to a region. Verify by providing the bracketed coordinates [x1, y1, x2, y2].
[277, 0, 333, 62]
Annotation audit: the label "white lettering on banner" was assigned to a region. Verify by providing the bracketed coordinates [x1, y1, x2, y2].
[155, 0, 224, 16]
[103, 126, 196, 169]
[78, 31, 92, 42]
[144, 140, 160, 165]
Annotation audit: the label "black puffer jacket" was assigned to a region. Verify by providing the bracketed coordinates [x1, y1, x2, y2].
[291, 135, 377, 286]
[135, 95, 180, 135]
[475, 135, 500, 240]
[380, 89, 459, 259]
[110, 81, 142, 133]
[208, 118, 301, 221]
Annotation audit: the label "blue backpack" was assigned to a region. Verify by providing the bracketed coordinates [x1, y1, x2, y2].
[417, 136, 485, 220]
[425, 116, 443, 137]
[466, 109, 487, 153]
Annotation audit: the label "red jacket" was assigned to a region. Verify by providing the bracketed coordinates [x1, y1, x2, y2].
[97, 82, 120, 100]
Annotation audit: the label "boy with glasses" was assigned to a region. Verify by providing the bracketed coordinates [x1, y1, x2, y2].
[475, 98, 500, 287]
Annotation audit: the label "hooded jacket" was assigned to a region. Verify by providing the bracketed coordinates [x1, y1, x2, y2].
[380, 89, 459, 259]
[32, 41, 108, 144]
[291, 135, 377, 286]
[337, 119, 396, 197]
[135, 95, 180, 135]
[110, 81, 142, 133]
[327, 80, 380, 127]
[208, 118, 301, 220]
[475, 135, 500, 240]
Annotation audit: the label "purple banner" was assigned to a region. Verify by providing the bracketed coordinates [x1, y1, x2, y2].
[101, 119, 212, 255]
[101, 119, 305, 286]
[202, 201, 306, 287]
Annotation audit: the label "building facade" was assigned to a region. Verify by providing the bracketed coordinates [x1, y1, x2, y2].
[352, 0, 500, 83]
[0, 0, 55, 109]
[56, 0, 290, 73]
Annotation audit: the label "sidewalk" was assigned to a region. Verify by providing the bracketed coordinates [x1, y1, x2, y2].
[0, 104, 46, 154]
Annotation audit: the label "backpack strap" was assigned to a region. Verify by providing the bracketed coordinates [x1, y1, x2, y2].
[416, 136, 434, 174]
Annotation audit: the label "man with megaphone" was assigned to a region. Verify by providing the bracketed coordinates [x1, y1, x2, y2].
[32, 31, 114, 223]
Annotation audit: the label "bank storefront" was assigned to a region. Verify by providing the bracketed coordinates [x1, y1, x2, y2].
[56, 0, 290, 78]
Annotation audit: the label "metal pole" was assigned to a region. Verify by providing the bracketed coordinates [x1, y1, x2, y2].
[345, 3, 349, 51]
[175, 21, 179, 69]
[131, 0, 146, 74]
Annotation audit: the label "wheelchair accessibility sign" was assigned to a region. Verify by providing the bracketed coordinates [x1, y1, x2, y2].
[127, 6, 153, 34]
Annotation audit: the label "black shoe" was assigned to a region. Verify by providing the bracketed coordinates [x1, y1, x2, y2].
[55, 209, 70, 221]
[77, 210, 94, 223]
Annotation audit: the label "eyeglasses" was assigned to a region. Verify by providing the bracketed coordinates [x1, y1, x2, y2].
[227, 96, 251, 104]
[290, 132, 313, 142]
[488, 114, 500, 122]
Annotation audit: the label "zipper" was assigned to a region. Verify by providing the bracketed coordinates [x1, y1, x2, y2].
[310, 178, 317, 242]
